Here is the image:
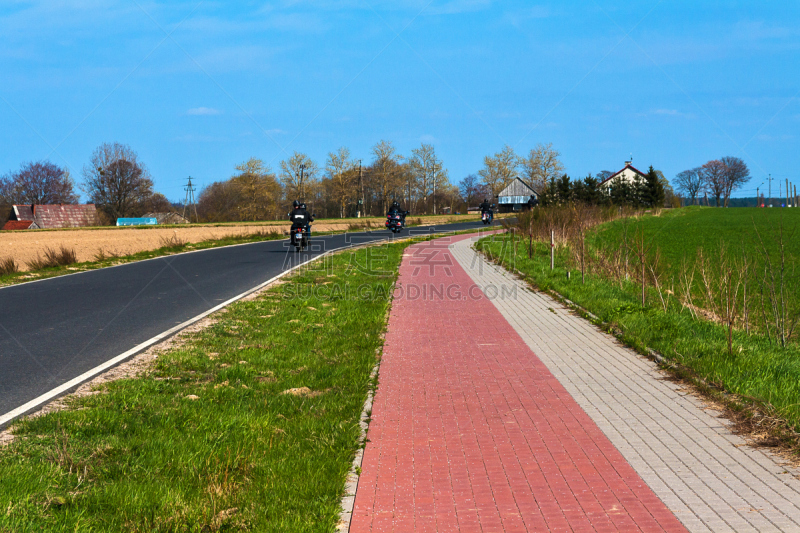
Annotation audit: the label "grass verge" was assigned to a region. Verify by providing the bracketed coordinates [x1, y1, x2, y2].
[0, 240, 410, 532]
[476, 233, 800, 450]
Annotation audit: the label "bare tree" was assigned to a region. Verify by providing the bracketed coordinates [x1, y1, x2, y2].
[326, 147, 356, 218]
[408, 143, 436, 212]
[479, 145, 519, 198]
[83, 143, 155, 220]
[1, 161, 79, 205]
[721, 156, 750, 207]
[700, 159, 726, 207]
[459, 174, 489, 208]
[370, 140, 403, 214]
[280, 152, 318, 201]
[520, 143, 564, 194]
[674, 167, 704, 205]
[233, 158, 281, 221]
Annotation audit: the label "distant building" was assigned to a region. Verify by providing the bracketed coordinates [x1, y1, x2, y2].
[599, 161, 648, 189]
[143, 212, 190, 225]
[2, 204, 97, 230]
[497, 178, 538, 213]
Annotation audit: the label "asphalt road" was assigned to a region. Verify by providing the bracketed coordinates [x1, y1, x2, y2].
[0, 220, 495, 421]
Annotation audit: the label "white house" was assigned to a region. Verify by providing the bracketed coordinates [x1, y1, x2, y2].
[599, 161, 648, 189]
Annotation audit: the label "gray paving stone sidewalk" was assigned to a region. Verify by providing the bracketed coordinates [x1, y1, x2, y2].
[451, 236, 800, 533]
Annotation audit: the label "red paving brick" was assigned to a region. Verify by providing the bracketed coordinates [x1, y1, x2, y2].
[349, 235, 689, 532]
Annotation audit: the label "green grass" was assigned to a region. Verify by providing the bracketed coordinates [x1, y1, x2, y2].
[476, 231, 800, 434]
[0, 241, 411, 532]
[591, 206, 800, 288]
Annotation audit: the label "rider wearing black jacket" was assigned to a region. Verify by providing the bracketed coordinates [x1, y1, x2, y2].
[288, 200, 314, 233]
[387, 201, 409, 219]
[479, 199, 493, 214]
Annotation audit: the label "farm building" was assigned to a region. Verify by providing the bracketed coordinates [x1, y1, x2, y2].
[497, 178, 538, 213]
[143, 212, 190, 225]
[2, 204, 97, 230]
[599, 161, 648, 189]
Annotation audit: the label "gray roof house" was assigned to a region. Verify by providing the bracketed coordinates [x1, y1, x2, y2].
[497, 178, 538, 212]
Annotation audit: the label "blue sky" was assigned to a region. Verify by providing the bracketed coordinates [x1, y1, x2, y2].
[2, 0, 798, 201]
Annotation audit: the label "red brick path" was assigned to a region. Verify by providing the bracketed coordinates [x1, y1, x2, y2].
[350, 236, 688, 532]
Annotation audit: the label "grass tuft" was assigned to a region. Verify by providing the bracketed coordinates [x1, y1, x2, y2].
[158, 233, 188, 249]
[0, 257, 19, 275]
[26, 246, 77, 270]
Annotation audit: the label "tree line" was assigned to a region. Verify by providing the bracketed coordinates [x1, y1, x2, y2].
[4, 138, 717, 226]
[198, 141, 461, 221]
[673, 157, 750, 207]
[0, 142, 171, 224]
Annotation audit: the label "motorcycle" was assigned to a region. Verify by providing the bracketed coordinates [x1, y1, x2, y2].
[290, 225, 308, 251]
[385, 213, 406, 233]
[481, 211, 494, 225]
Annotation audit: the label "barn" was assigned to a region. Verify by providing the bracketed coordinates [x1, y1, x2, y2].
[497, 178, 538, 213]
[2, 204, 97, 230]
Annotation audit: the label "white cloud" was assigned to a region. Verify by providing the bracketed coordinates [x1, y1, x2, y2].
[652, 109, 694, 118]
[420, 134, 438, 143]
[428, 0, 492, 15]
[186, 107, 222, 116]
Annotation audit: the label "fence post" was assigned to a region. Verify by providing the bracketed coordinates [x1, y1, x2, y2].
[550, 230, 555, 271]
[528, 233, 532, 259]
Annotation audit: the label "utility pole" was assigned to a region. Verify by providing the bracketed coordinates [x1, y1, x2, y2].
[358, 160, 363, 218]
[787, 179, 790, 208]
[432, 162, 437, 215]
[756, 185, 760, 207]
[768, 174, 774, 207]
[183, 176, 198, 223]
[299, 164, 306, 202]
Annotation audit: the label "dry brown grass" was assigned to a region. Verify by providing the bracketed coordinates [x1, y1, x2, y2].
[27, 246, 78, 270]
[0, 257, 19, 275]
[159, 233, 188, 248]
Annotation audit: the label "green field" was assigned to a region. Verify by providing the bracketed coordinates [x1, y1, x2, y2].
[592, 206, 800, 283]
[0, 242, 409, 532]
[477, 207, 800, 438]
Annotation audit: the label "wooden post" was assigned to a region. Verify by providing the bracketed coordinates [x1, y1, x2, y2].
[529, 233, 533, 259]
[550, 230, 555, 271]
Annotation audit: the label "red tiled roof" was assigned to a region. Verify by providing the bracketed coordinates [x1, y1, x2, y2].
[32, 204, 97, 229]
[599, 164, 648, 187]
[3, 220, 35, 231]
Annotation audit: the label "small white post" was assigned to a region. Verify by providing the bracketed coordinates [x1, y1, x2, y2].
[550, 230, 555, 271]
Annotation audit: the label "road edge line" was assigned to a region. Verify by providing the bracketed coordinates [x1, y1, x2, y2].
[0, 238, 385, 428]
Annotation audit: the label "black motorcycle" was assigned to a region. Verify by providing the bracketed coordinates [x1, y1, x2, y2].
[386, 213, 405, 233]
[481, 210, 494, 225]
[290, 225, 307, 251]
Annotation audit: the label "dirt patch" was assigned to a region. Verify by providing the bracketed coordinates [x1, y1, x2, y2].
[0, 215, 482, 272]
[280, 387, 324, 398]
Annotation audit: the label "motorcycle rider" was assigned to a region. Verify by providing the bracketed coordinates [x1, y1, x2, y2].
[387, 200, 409, 219]
[288, 200, 314, 237]
[479, 198, 494, 221]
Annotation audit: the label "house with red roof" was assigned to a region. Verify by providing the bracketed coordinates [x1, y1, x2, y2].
[2, 204, 97, 230]
[599, 161, 648, 189]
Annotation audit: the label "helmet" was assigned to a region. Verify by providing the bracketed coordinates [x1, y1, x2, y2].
[392, 200, 399, 207]
[300, 203, 307, 209]
[293, 200, 300, 208]
[483, 199, 488, 203]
